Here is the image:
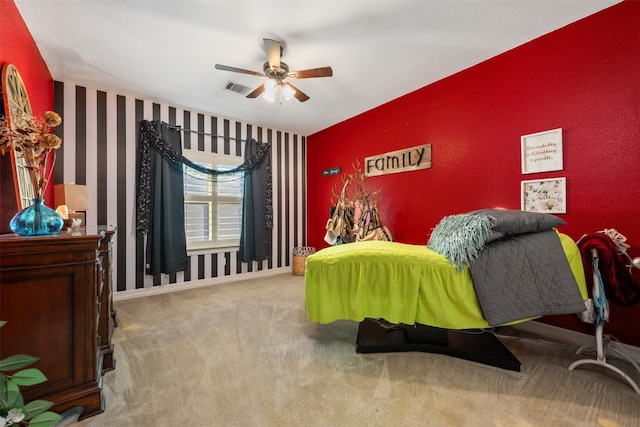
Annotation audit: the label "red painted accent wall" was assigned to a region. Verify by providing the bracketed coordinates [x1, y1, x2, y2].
[307, 2, 640, 346]
[0, 1, 53, 114]
[0, 0, 55, 208]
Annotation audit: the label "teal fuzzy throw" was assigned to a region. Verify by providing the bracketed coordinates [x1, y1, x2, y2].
[427, 213, 495, 271]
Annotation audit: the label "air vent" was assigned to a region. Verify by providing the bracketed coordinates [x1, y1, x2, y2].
[224, 81, 251, 95]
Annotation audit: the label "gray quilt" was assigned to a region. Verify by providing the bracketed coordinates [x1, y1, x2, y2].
[469, 229, 585, 326]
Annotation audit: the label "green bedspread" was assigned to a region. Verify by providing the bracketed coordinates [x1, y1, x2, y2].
[304, 233, 587, 330]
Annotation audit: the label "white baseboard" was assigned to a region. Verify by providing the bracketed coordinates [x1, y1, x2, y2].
[514, 321, 640, 364]
[113, 267, 292, 301]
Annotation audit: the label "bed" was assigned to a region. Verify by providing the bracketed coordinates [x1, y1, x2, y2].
[305, 210, 588, 371]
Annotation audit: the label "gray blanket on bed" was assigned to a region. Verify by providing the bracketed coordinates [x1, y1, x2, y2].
[428, 209, 586, 327]
[469, 229, 585, 326]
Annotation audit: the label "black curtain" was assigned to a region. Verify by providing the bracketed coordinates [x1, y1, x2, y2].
[140, 121, 188, 275]
[239, 139, 272, 263]
[137, 120, 272, 271]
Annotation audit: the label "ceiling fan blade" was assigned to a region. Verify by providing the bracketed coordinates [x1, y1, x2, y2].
[215, 64, 264, 77]
[288, 66, 333, 79]
[284, 82, 310, 102]
[263, 38, 281, 71]
[246, 84, 266, 99]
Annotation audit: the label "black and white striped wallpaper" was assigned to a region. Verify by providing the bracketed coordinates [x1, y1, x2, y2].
[53, 82, 307, 293]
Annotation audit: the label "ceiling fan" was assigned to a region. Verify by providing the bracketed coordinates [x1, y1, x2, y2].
[215, 38, 332, 103]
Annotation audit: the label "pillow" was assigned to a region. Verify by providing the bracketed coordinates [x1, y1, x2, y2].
[469, 209, 565, 236]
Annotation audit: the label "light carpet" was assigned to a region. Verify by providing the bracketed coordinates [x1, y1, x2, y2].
[72, 274, 639, 427]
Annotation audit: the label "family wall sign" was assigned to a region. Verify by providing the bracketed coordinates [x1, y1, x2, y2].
[364, 143, 432, 177]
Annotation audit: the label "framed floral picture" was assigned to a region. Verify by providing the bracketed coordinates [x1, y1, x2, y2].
[521, 177, 566, 213]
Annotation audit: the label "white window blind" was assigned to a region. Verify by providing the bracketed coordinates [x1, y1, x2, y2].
[183, 150, 243, 251]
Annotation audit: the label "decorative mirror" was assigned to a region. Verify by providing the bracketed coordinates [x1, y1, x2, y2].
[1, 63, 36, 209]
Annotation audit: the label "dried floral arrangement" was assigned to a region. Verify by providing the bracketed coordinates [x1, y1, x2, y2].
[0, 110, 62, 199]
[325, 160, 391, 244]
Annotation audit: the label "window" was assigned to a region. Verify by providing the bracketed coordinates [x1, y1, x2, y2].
[15, 154, 35, 208]
[183, 150, 243, 251]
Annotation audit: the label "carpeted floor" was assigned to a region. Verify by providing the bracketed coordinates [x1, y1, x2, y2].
[71, 273, 640, 427]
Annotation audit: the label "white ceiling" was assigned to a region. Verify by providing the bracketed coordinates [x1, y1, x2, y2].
[15, 0, 620, 136]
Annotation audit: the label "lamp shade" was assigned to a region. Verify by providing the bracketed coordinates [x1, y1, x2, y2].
[263, 79, 277, 103]
[281, 84, 295, 101]
[54, 184, 91, 211]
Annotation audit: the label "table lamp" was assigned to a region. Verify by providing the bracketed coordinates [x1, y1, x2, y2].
[54, 184, 91, 226]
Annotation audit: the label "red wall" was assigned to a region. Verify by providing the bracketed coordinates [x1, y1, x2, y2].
[307, 2, 640, 346]
[0, 0, 55, 212]
[0, 0, 53, 115]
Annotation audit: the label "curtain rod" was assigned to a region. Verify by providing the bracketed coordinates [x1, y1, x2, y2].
[165, 122, 250, 143]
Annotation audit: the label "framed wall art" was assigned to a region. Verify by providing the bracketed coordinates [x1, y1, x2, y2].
[521, 128, 563, 174]
[521, 177, 566, 213]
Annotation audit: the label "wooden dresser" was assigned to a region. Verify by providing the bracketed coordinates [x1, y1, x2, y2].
[97, 227, 117, 373]
[0, 226, 116, 420]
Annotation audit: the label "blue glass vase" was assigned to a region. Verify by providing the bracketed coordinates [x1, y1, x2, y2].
[9, 197, 64, 236]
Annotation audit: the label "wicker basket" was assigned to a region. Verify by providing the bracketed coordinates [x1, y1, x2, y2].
[292, 246, 316, 276]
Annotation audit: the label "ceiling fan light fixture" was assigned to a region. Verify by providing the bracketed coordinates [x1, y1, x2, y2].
[216, 38, 332, 103]
[263, 79, 277, 103]
[263, 90, 276, 103]
[282, 84, 295, 101]
[263, 79, 277, 91]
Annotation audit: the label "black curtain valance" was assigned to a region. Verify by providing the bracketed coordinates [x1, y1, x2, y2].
[136, 119, 272, 238]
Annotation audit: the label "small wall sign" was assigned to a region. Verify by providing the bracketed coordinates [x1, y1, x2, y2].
[322, 166, 341, 177]
[364, 144, 432, 177]
[521, 128, 563, 174]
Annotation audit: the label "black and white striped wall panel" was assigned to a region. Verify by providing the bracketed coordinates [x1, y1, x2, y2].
[53, 82, 307, 293]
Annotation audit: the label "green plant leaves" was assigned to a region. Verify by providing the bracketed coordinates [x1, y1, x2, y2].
[0, 322, 60, 426]
[0, 374, 21, 407]
[26, 411, 63, 427]
[6, 368, 47, 387]
[0, 354, 39, 372]
[24, 399, 54, 419]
